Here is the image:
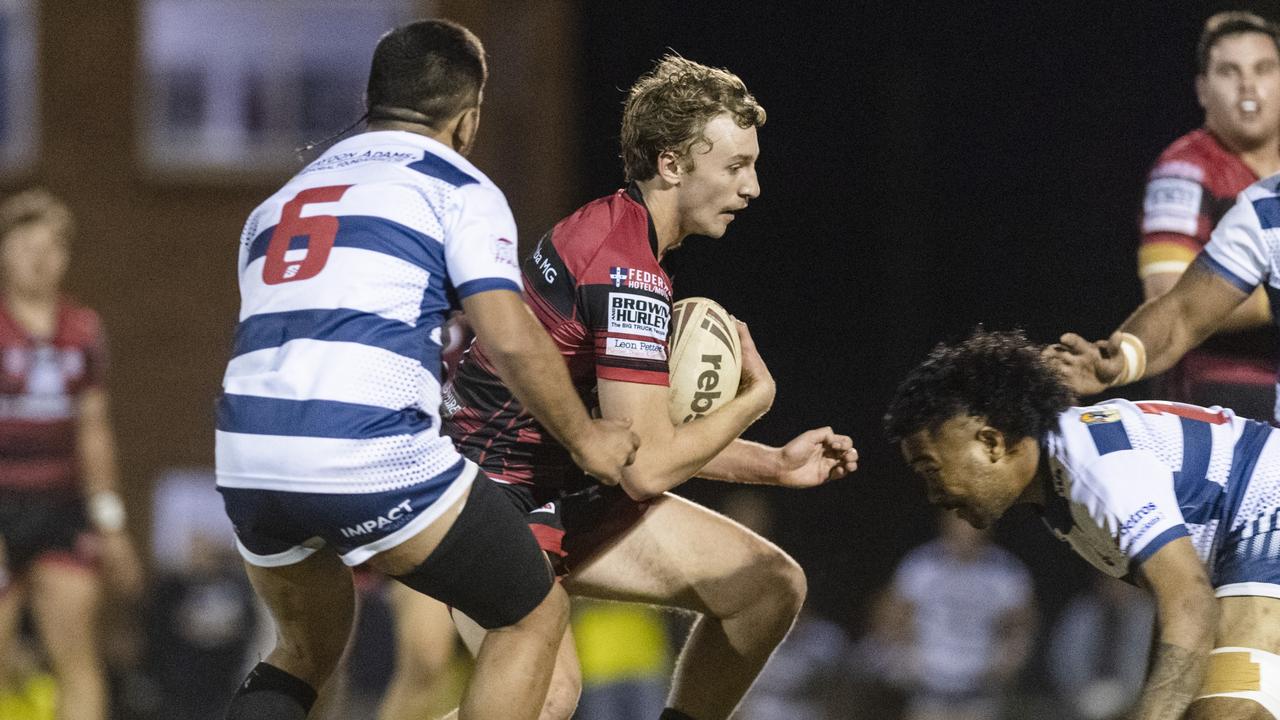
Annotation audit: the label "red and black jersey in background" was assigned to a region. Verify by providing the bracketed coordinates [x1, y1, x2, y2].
[0, 299, 107, 492]
[1138, 129, 1276, 419]
[443, 185, 672, 489]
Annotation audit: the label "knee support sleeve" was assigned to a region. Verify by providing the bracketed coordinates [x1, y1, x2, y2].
[225, 662, 316, 720]
[393, 474, 553, 629]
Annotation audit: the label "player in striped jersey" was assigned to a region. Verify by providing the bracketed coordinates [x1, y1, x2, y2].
[216, 21, 638, 720]
[887, 330, 1280, 720]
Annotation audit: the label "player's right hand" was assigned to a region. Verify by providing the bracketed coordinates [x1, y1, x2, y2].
[735, 321, 776, 415]
[1042, 331, 1124, 396]
[570, 417, 640, 486]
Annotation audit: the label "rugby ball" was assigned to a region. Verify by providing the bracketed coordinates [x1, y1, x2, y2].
[667, 297, 742, 424]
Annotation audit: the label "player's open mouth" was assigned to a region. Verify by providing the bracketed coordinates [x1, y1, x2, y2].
[1241, 99, 1260, 114]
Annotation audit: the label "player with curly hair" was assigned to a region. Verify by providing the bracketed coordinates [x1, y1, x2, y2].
[441, 54, 857, 720]
[887, 329, 1280, 720]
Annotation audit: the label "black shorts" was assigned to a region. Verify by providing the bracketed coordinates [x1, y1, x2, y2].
[0, 487, 96, 575]
[495, 481, 651, 577]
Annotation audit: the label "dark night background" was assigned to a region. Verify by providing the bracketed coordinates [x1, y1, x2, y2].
[567, 1, 1280, 633]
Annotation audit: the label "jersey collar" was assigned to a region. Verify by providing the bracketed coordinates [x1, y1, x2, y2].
[625, 182, 662, 259]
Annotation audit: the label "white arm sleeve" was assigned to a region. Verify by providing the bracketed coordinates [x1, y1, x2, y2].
[1201, 194, 1271, 293]
[443, 182, 522, 299]
[1076, 450, 1189, 566]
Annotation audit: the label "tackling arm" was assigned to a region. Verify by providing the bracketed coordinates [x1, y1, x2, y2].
[1132, 536, 1218, 720]
[1143, 271, 1270, 334]
[461, 289, 638, 485]
[1049, 261, 1250, 395]
[1121, 261, 1251, 376]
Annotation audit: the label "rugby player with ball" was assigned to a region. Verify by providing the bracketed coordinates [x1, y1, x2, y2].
[441, 56, 857, 720]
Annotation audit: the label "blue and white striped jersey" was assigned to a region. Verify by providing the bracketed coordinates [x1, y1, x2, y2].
[215, 131, 521, 495]
[1200, 173, 1280, 421]
[1042, 399, 1278, 583]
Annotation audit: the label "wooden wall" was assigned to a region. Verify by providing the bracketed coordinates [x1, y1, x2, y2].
[3, 1, 578, 545]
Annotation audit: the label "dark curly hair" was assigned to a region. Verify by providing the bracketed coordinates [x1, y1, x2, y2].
[883, 329, 1075, 445]
[621, 54, 765, 182]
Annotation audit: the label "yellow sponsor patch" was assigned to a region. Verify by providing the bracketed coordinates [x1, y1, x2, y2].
[1079, 408, 1122, 425]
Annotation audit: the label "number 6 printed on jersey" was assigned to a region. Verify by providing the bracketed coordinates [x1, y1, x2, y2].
[262, 185, 352, 284]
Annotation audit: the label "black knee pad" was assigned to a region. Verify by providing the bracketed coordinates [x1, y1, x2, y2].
[225, 663, 316, 720]
[393, 473, 553, 629]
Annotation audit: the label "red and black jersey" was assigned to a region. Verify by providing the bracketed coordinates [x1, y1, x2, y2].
[1138, 128, 1275, 401]
[1139, 129, 1257, 267]
[0, 298, 107, 491]
[443, 185, 671, 488]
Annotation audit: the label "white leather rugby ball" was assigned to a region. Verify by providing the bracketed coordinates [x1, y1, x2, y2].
[667, 297, 742, 424]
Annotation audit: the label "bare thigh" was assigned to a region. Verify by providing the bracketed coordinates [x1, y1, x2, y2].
[564, 493, 797, 615]
[1188, 596, 1280, 720]
[388, 582, 457, 671]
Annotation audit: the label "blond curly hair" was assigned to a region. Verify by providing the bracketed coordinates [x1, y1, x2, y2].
[621, 54, 765, 182]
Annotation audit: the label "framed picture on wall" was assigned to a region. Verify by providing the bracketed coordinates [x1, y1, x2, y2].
[138, 0, 420, 178]
[0, 0, 38, 175]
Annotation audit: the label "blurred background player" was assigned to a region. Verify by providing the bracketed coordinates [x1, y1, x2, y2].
[1135, 11, 1280, 419]
[444, 54, 858, 720]
[887, 510, 1036, 720]
[1048, 575, 1154, 720]
[215, 19, 638, 720]
[0, 189, 143, 720]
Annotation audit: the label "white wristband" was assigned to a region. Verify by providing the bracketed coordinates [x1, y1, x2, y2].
[89, 491, 127, 532]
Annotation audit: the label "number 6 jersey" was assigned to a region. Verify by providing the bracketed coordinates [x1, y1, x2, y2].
[1042, 398, 1280, 598]
[215, 131, 522, 494]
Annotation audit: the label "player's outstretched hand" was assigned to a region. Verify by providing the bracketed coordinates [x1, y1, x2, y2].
[1042, 331, 1123, 397]
[570, 417, 640, 486]
[774, 426, 859, 488]
[735, 321, 776, 415]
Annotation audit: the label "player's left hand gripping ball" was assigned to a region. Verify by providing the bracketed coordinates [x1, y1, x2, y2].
[775, 426, 858, 488]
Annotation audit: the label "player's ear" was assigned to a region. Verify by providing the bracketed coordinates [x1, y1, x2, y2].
[655, 150, 683, 186]
[454, 105, 481, 157]
[1194, 73, 1209, 110]
[977, 425, 1006, 461]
